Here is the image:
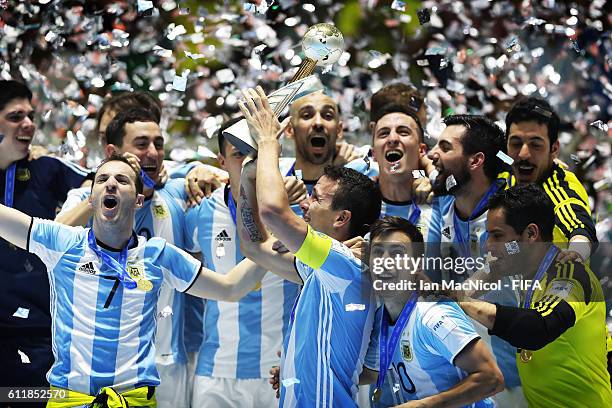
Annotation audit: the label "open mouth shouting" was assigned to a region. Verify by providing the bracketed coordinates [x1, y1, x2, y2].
[102, 194, 120, 218]
[385, 149, 404, 164]
[514, 161, 536, 179]
[309, 134, 328, 154]
[140, 163, 158, 176]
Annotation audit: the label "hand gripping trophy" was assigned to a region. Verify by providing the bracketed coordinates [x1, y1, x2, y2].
[223, 23, 344, 155]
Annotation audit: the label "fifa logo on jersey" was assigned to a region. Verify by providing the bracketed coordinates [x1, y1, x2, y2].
[153, 204, 169, 219]
[401, 338, 413, 361]
[16, 168, 31, 181]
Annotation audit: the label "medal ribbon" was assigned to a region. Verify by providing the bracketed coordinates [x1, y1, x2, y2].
[140, 169, 156, 189]
[87, 229, 137, 289]
[374, 292, 418, 397]
[226, 186, 238, 226]
[4, 163, 16, 208]
[523, 245, 559, 309]
[453, 179, 504, 257]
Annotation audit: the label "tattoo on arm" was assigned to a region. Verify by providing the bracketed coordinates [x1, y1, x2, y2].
[239, 184, 264, 242]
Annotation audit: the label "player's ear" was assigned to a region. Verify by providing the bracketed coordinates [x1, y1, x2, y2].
[522, 223, 540, 243]
[334, 209, 352, 230]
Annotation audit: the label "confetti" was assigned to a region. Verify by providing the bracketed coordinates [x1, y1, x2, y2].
[172, 71, 189, 92]
[445, 175, 457, 191]
[417, 8, 431, 25]
[534, 106, 553, 118]
[590, 120, 608, 132]
[390, 162, 400, 173]
[429, 169, 439, 186]
[496, 151, 514, 165]
[345, 303, 366, 312]
[412, 170, 426, 179]
[505, 241, 520, 255]
[13, 307, 30, 319]
[18, 350, 31, 364]
[294, 169, 303, 180]
[137, 0, 154, 14]
[391, 1, 406, 12]
[282, 377, 300, 387]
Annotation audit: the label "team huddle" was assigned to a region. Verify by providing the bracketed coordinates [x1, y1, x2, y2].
[0, 79, 610, 408]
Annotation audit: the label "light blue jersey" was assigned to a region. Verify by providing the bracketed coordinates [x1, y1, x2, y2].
[379, 198, 433, 240]
[184, 185, 300, 378]
[368, 301, 494, 407]
[426, 191, 521, 389]
[280, 227, 376, 408]
[28, 218, 200, 395]
[57, 179, 191, 366]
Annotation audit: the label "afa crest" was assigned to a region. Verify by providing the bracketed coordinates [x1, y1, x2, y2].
[16, 168, 31, 182]
[401, 338, 413, 361]
[127, 262, 153, 292]
[153, 204, 169, 219]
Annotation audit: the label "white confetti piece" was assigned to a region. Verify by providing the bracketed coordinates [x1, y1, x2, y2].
[505, 240, 520, 255]
[345, 303, 365, 312]
[172, 72, 188, 91]
[18, 349, 31, 364]
[445, 175, 457, 191]
[590, 120, 608, 132]
[391, 1, 406, 12]
[496, 151, 514, 165]
[282, 377, 300, 387]
[13, 307, 30, 319]
[412, 170, 426, 179]
[390, 162, 400, 173]
[429, 169, 439, 185]
[137, 0, 153, 13]
[294, 169, 302, 180]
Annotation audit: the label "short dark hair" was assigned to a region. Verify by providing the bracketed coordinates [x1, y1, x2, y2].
[96, 91, 162, 138]
[370, 82, 423, 123]
[369, 216, 424, 243]
[94, 154, 144, 194]
[372, 102, 424, 142]
[323, 166, 381, 238]
[216, 117, 243, 155]
[105, 108, 158, 147]
[0, 80, 33, 111]
[487, 184, 554, 241]
[443, 114, 508, 181]
[505, 97, 560, 146]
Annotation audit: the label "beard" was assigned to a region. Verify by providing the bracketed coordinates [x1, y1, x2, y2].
[432, 164, 471, 196]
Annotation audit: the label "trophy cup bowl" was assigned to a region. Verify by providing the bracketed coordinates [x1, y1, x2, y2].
[223, 23, 344, 155]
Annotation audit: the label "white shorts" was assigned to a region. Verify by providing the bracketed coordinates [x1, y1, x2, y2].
[156, 362, 189, 408]
[192, 376, 278, 408]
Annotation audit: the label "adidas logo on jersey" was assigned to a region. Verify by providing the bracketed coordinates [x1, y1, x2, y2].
[215, 230, 231, 242]
[442, 226, 451, 239]
[77, 261, 96, 275]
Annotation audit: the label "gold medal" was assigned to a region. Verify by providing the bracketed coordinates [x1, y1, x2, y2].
[371, 387, 382, 403]
[137, 279, 153, 292]
[520, 349, 533, 363]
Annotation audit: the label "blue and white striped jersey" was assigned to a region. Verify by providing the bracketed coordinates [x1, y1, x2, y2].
[280, 229, 376, 408]
[57, 179, 191, 366]
[426, 193, 521, 388]
[367, 301, 494, 407]
[379, 199, 433, 240]
[184, 185, 300, 378]
[27, 218, 200, 395]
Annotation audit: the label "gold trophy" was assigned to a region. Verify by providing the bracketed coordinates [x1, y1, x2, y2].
[223, 23, 344, 155]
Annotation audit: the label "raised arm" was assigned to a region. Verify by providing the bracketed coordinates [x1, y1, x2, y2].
[0, 203, 32, 249]
[239, 86, 308, 253]
[236, 159, 302, 284]
[186, 257, 268, 302]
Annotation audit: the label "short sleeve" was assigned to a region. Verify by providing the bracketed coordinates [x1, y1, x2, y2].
[29, 218, 84, 270]
[539, 262, 595, 321]
[156, 239, 201, 291]
[294, 226, 360, 281]
[419, 302, 480, 365]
